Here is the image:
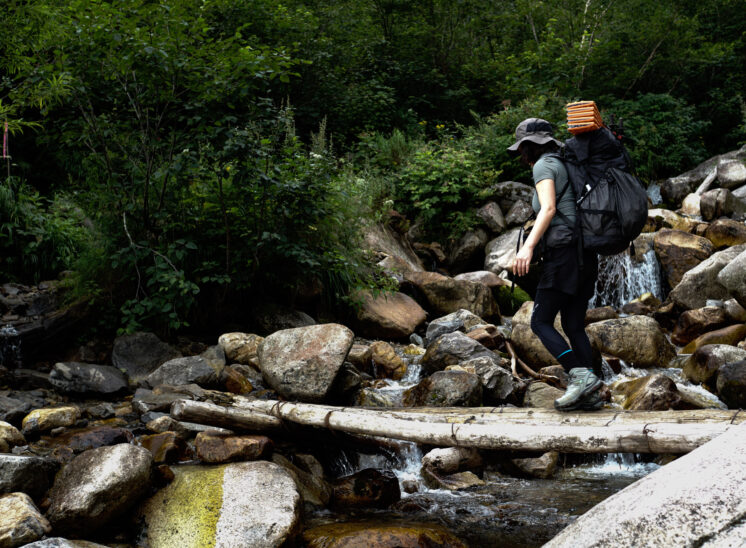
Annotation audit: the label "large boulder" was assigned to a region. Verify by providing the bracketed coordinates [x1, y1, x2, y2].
[700, 188, 746, 221]
[0, 492, 51, 547]
[111, 332, 180, 386]
[352, 290, 427, 340]
[644, 209, 700, 233]
[586, 316, 676, 368]
[448, 229, 489, 272]
[682, 345, 746, 387]
[488, 181, 534, 212]
[145, 351, 225, 389]
[48, 362, 128, 396]
[703, 219, 746, 249]
[681, 323, 746, 354]
[614, 374, 681, 410]
[363, 224, 424, 272]
[0, 455, 57, 501]
[544, 421, 746, 548]
[258, 324, 354, 403]
[717, 158, 746, 189]
[653, 229, 713, 289]
[510, 302, 562, 369]
[403, 370, 482, 407]
[484, 228, 521, 274]
[137, 461, 300, 547]
[668, 244, 746, 310]
[419, 331, 495, 375]
[717, 248, 746, 308]
[402, 271, 496, 319]
[716, 360, 746, 408]
[46, 444, 153, 537]
[671, 306, 729, 346]
[460, 355, 514, 403]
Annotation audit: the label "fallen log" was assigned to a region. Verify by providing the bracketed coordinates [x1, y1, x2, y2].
[174, 398, 743, 454]
[171, 400, 283, 431]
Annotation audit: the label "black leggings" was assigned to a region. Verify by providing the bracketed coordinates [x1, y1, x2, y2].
[530, 288, 593, 373]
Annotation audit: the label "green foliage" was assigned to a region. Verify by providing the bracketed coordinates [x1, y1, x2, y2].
[605, 94, 710, 180]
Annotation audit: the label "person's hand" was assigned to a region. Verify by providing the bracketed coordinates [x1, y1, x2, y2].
[512, 244, 534, 277]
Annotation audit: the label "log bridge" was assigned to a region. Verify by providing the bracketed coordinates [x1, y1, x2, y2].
[171, 397, 745, 454]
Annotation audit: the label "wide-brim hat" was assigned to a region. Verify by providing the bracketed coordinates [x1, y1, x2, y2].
[507, 118, 563, 154]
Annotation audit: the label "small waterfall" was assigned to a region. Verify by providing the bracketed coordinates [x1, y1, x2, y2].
[647, 183, 662, 206]
[589, 249, 663, 309]
[0, 325, 21, 368]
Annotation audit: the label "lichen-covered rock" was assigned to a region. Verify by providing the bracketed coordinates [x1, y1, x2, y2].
[681, 323, 746, 354]
[403, 370, 482, 407]
[682, 345, 746, 387]
[716, 360, 746, 409]
[0, 492, 50, 547]
[717, 158, 746, 189]
[586, 316, 676, 368]
[669, 244, 746, 310]
[217, 333, 263, 367]
[303, 522, 467, 548]
[46, 444, 153, 537]
[614, 374, 681, 410]
[21, 407, 80, 437]
[653, 229, 714, 289]
[258, 323, 354, 403]
[717, 248, 746, 309]
[137, 461, 301, 548]
[420, 331, 495, 375]
[703, 219, 746, 249]
[352, 291, 427, 340]
[111, 332, 181, 386]
[49, 362, 128, 396]
[195, 433, 272, 464]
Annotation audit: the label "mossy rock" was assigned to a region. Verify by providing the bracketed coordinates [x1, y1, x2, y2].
[494, 284, 530, 316]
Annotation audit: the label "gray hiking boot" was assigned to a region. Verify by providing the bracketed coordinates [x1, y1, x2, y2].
[554, 368, 602, 411]
[578, 388, 605, 411]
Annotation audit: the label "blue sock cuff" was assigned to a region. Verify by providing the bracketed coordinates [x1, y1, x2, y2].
[557, 349, 573, 359]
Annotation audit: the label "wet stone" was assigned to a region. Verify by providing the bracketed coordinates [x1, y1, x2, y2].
[221, 366, 254, 395]
[0, 422, 25, 453]
[0, 492, 51, 547]
[21, 407, 81, 437]
[0, 455, 58, 501]
[194, 433, 273, 464]
[48, 362, 128, 396]
[422, 468, 486, 491]
[331, 469, 401, 509]
[139, 432, 190, 464]
[46, 425, 134, 455]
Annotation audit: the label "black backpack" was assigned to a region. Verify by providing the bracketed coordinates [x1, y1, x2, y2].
[552, 126, 649, 256]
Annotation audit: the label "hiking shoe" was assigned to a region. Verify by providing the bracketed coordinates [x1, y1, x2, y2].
[578, 388, 605, 411]
[554, 368, 602, 411]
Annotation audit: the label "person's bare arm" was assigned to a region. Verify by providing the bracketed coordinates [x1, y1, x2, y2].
[512, 178, 556, 276]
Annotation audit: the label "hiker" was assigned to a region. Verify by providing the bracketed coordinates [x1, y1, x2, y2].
[508, 118, 603, 411]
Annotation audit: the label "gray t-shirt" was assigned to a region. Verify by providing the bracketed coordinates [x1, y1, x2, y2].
[531, 154, 576, 227]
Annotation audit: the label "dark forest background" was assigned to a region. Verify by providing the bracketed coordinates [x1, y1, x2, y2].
[2, 0, 744, 335]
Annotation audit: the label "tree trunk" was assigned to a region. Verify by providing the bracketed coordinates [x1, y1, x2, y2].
[172, 398, 744, 454]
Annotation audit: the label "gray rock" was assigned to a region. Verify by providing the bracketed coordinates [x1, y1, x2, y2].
[587, 316, 676, 368]
[524, 382, 564, 408]
[461, 355, 514, 402]
[488, 181, 534, 212]
[0, 455, 57, 501]
[402, 271, 497, 319]
[425, 309, 485, 343]
[111, 332, 181, 386]
[484, 228, 521, 274]
[258, 323, 354, 403]
[477, 202, 507, 233]
[716, 360, 746, 409]
[22, 539, 109, 547]
[717, 248, 746, 308]
[420, 331, 495, 375]
[403, 370, 482, 407]
[0, 396, 32, 425]
[252, 303, 316, 335]
[0, 492, 50, 547]
[700, 188, 746, 221]
[505, 199, 533, 226]
[716, 158, 746, 189]
[544, 422, 746, 548]
[448, 229, 489, 272]
[733, 183, 746, 201]
[145, 355, 223, 388]
[669, 244, 746, 310]
[46, 444, 153, 537]
[49, 362, 128, 396]
[363, 223, 424, 273]
[137, 462, 301, 548]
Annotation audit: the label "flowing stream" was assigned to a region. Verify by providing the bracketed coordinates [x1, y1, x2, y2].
[308, 250, 717, 546]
